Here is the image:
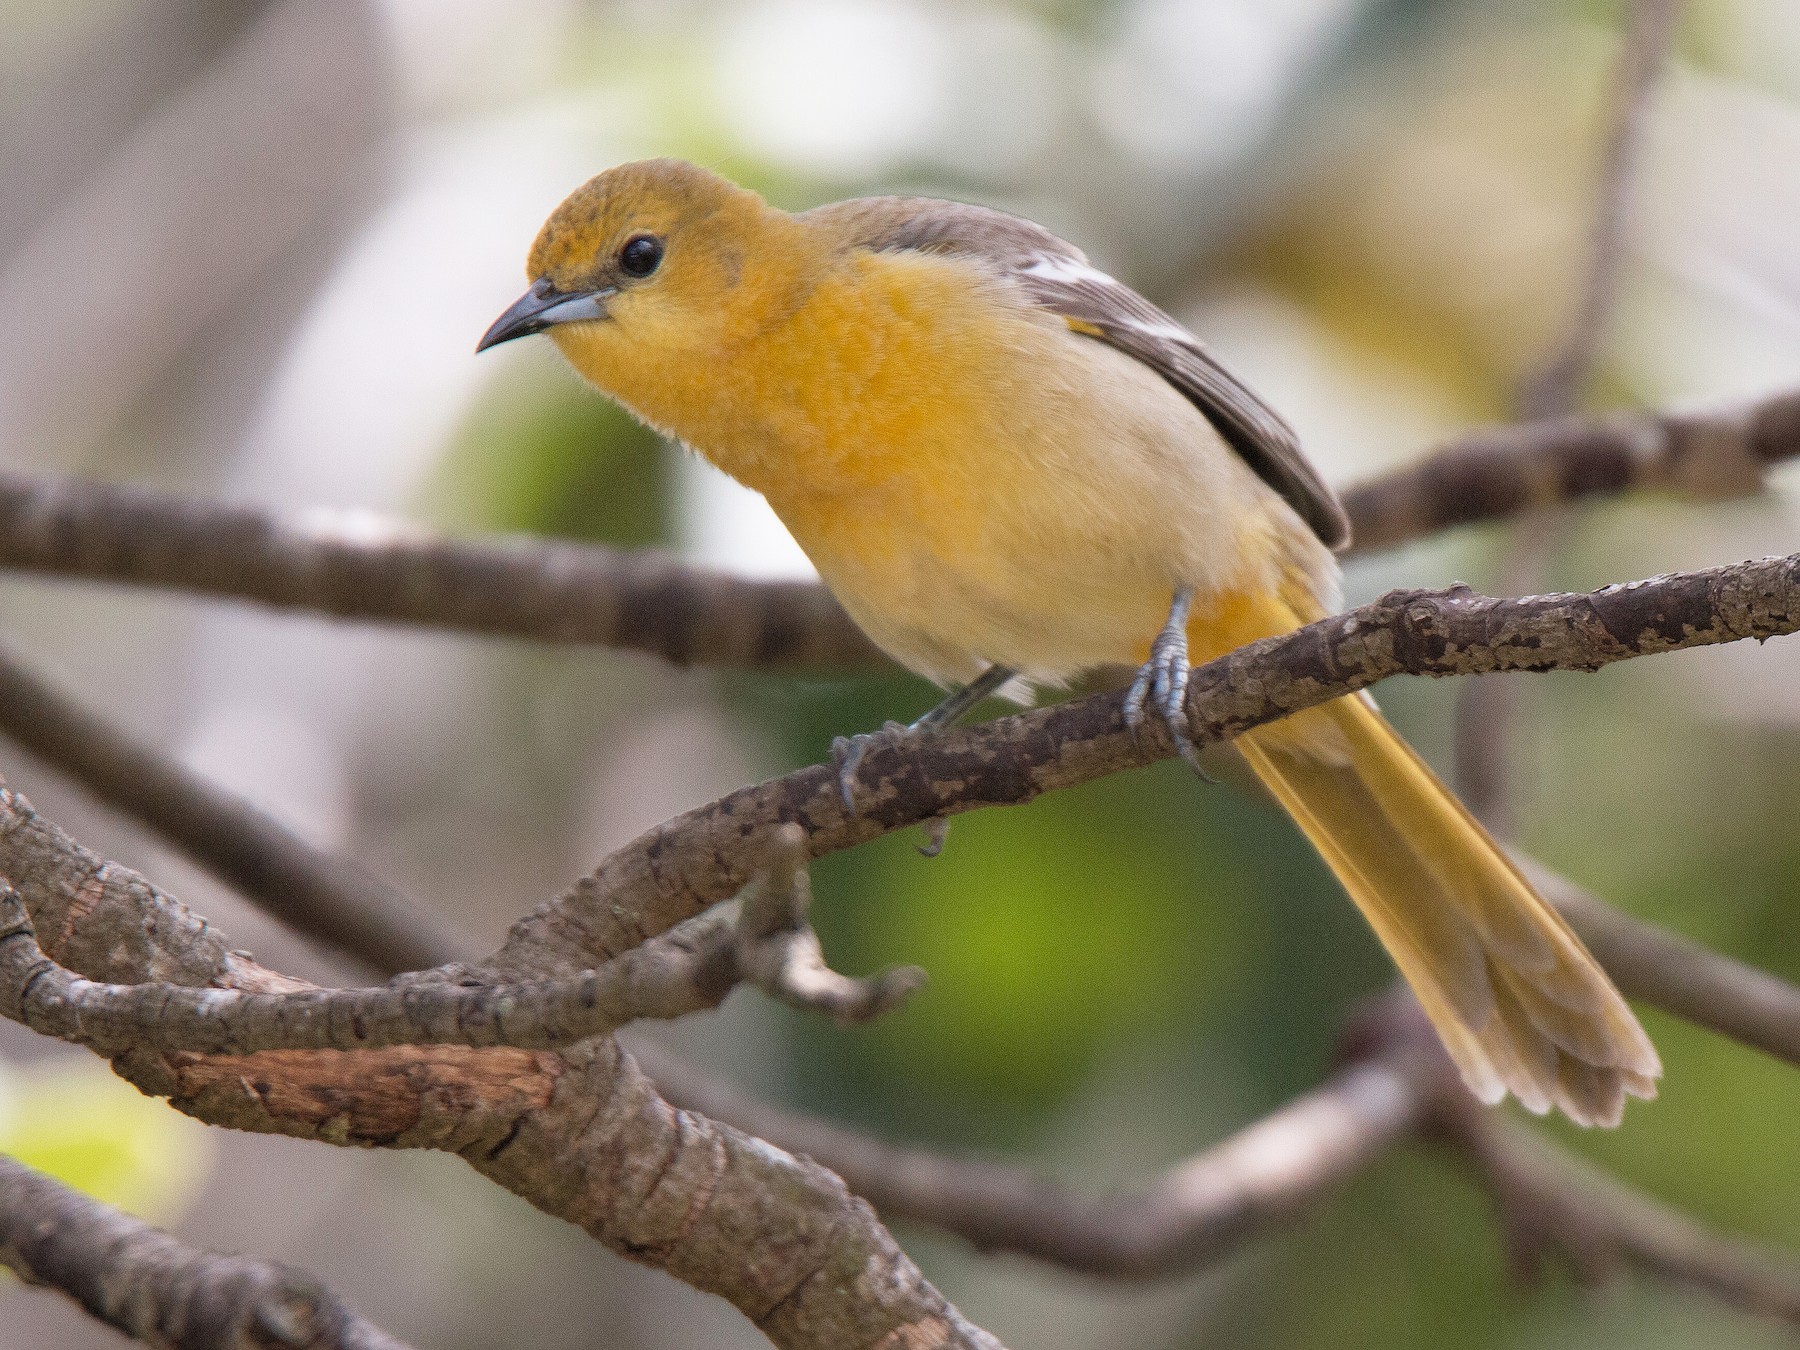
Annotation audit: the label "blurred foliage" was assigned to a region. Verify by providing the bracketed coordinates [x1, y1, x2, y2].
[428, 361, 672, 545]
[0, 1057, 211, 1222]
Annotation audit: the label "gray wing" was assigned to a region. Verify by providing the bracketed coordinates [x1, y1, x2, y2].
[810, 196, 1351, 550]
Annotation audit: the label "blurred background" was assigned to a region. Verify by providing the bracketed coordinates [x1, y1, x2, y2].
[2, 0, 1799, 1346]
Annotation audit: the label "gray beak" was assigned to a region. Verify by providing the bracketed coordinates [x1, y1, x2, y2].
[476, 277, 617, 352]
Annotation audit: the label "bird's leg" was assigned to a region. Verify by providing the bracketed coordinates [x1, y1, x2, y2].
[913, 664, 1018, 730]
[1123, 586, 1212, 779]
[832, 665, 1017, 837]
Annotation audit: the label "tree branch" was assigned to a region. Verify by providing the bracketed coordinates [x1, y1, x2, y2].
[1449, 1113, 1800, 1320]
[0, 786, 987, 1350]
[1517, 0, 1684, 419]
[0, 387, 1794, 668]
[488, 552, 1800, 977]
[0, 472, 881, 669]
[13, 638, 1800, 1299]
[639, 1019, 1443, 1280]
[0, 827, 922, 1059]
[0, 1151, 414, 1350]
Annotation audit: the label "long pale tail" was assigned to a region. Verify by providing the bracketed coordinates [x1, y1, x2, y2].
[1235, 688, 1660, 1127]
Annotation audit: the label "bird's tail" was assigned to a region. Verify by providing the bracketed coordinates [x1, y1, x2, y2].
[1223, 608, 1659, 1126]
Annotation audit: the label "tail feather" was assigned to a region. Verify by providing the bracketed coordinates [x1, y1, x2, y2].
[1236, 693, 1660, 1128]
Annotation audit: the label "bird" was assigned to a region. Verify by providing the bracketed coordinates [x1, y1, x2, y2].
[478, 158, 1660, 1126]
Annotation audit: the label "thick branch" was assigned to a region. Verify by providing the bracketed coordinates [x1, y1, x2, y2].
[0, 1151, 412, 1350]
[0, 789, 985, 1350]
[489, 552, 1800, 976]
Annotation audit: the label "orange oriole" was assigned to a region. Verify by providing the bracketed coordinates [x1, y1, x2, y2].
[478, 158, 1659, 1126]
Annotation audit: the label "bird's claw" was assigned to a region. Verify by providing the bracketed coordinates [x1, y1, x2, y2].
[831, 721, 909, 811]
[917, 817, 950, 858]
[1124, 626, 1213, 780]
[831, 721, 956, 855]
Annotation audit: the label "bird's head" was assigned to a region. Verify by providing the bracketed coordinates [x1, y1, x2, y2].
[477, 159, 797, 366]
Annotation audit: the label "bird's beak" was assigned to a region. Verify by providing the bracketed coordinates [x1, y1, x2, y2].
[476, 277, 618, 353]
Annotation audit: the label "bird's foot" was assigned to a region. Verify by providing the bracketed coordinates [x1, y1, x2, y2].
[831, 721, 910, 810]
[831, 721, 955, 856]
[1123, 621, 1212, 780]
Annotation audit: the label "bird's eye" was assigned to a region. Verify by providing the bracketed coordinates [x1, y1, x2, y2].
[619, 234, 663, 278]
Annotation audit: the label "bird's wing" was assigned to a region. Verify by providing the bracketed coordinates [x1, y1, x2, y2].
[809, 196, 1351, 550]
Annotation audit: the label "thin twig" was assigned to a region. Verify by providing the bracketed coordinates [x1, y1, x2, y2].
[0, 639, 464, 975]
[1450, 1113, 1800, 1320]
[1457, 0, 1687, 828]
[1519, 0, 1685, 419]
[0, 1151, 414, 1350]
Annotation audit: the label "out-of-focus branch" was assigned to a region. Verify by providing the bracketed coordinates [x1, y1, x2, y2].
[642, 1021, 1441, 1280]
[1450, 1114, 1800, 1320]
[1526, 858, 1800, 1068]
[1518, 0, 1685, 419]
[1340, 391, 1787, 556]
[0, 785, 1001, 1350]
[0, 472, 880, 669]
[0, 639, 464, 975]
[0, 1151, 412, 1350]
[0, 0, 388, 465]
[490, 551, 1800, 976]
[0, 391, 1793, 670]
[1457, 0, 1685, 827]
[0, 0, 275, 255]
